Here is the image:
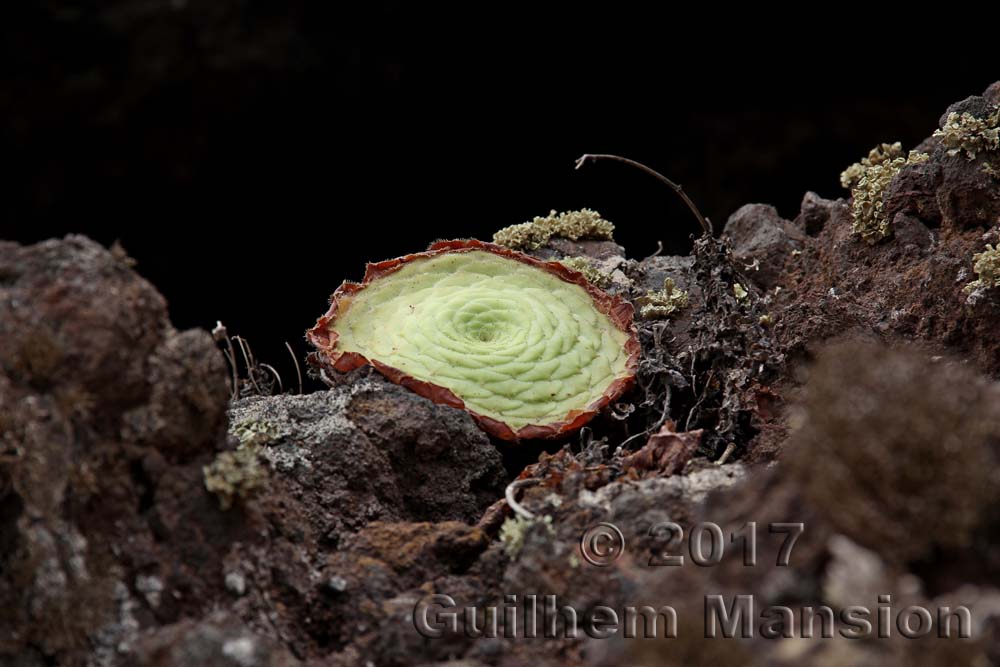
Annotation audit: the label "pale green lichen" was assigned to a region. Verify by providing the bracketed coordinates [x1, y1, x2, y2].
[964, 244, 1000, 294]
[493, 209, 615, 250]
[845, 148, 929, 244]
[499, 514, 553, 559]
[557, 256, 612, 287]
[638, 277, 690, 319]
[203, 444, 267, 510]
[933, 108, 1000, 160]
[840, 141, 905, 189]
[733, 283, 749, 301]
[231, 419, 279, 448]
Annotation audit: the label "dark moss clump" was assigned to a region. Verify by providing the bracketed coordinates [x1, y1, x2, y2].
[786, 341, 1000, 564]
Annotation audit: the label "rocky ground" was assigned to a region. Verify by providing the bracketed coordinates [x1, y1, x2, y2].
[2, 83, 1000, 666]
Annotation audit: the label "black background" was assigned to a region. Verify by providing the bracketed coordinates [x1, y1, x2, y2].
[2, 3, 995, 375]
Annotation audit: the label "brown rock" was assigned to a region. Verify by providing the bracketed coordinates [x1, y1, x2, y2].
[0, 235, 168, 420]
[722, 203, 806, 289]
[792, 191, 838, 236]
[785, 341, 1000, 564]
[122, 329, 230, 459]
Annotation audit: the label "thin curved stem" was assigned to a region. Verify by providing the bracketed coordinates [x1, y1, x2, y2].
[505, 478, 541, 520]
[260, 364, 283, 393]
[575, 153, 713, 236]
[285, 341, 303, 394]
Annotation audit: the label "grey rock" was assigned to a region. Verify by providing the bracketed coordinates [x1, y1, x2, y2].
[228, 374, 508, 535]
[939, 94, 994, 129]
[529, 238, 627, 261]
[224, 571, 247, 596]
[634, 255, 695, 294]
[325, 575, 348, 593]
[722, 204, 807, 289]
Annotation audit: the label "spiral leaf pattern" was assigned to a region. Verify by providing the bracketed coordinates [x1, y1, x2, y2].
[308, 240, 639, 441]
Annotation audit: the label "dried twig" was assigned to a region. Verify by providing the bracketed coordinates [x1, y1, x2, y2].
[285, 342, 303, 394]
[716, 442, 737, 465]
[686, 370, 715, 432]
[575, 153, 713, 235]
[213, 321, 240, 400]
[260, 364, 283, 393]
[234, 336, 262, 395]
[617, 428, 651, 452]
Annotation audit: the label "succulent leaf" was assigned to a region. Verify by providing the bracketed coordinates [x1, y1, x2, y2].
[307, 240, 639, 441]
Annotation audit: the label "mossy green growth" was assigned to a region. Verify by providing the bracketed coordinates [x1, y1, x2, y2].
[964, 243, 1000, 294]
[557, 256, 612, 287]
[933, 108, 1000, 160]
[843, 146, 929, 244]
[203, 444, 267, 510]
[493, 209, 615, 250]
[638, 277, 689, 319]
[332, 250, 633, 431]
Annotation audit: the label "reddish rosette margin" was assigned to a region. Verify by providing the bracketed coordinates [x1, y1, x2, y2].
[306, 238, 641, 442]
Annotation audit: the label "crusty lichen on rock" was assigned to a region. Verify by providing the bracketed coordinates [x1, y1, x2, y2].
[933, 108, 1000, 160]
[638, 277, 690, 319]
[232, 418, 279, 448]
[964, 243, 1000, 294]
[557, 256, 612, 287]
[493, 209, 615, 250]
[203, 444, 267, 510]
[499, 514, 553, 559]
[839, 141, 905, 189]
[843, 145, 929, 244]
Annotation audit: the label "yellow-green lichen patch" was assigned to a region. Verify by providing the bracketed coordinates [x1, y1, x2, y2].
[934, 108, 1000, 160]
[203, 445, 267, 510]
[232, 418, 279, 448]
[638, 277, 689, 319]
[327, 249, 634, 434]
[840, 141, 905, 189]
[557, 256, 612, 287]
[844, 147, 929, 244]
[499, 514, 553, 559]
[964, 243, 1000, 294]
[493, 209, 614, 250]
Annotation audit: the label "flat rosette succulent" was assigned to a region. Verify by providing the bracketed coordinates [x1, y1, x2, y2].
[307, 239, 639, 441]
